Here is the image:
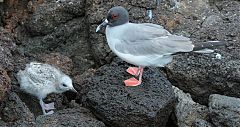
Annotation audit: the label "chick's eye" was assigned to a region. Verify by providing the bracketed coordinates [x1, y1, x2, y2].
[62, 84, 67, 87]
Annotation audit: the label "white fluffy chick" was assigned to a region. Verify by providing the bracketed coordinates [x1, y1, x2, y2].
[17, 62, 77, 115]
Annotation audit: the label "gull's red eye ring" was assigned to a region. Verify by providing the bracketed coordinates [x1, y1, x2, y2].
[111, 14, 119, 20]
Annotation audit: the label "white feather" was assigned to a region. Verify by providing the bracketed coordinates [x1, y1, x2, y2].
[193, 48, 214, 54]
[17, 62, 74, 99]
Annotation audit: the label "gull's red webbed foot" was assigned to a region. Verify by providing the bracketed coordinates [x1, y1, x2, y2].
[124, 77, 142, 86]
[124, 67, 144, 86]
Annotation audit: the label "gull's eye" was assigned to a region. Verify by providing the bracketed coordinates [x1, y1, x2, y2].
[62, 84, 67, 87]
[111, 14, 118, 20]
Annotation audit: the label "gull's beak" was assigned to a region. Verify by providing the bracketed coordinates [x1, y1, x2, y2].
[70, 87, 78, 93]
[96, 19, 108, 32]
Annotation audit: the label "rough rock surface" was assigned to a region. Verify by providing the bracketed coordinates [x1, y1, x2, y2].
[38, 52, 73, 75]
[0, 92, 105, 127]
[165, 0, 240, 104]
[0, 68, 11, 102]
[17, 0, 94, 74]
[209, 94, 240, 127]
[79, 58, 175, 127]
[192, 119, 213, 127]
[173, 86, 211, 127]
[0, 4, 3, 27]
[25, 0, 85, 35]
[36, 107, 106, 127]
[0, 92, 36, 126]
[15, 88, 66, 117]
[0, 27, 15, 71]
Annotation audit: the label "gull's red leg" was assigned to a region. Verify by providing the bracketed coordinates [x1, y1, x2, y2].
[126, 67, 139, 76]
[138, 67, 144, 83]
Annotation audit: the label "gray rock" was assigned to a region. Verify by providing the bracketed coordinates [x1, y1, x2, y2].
[193, 119, 213, 127]
[12, 83, 68, 117]
[0, 68, 11, 102]
[165, 0, 240, 104]
[25, 0, 85, 35]
[19, 17, 94, 74]
[1, 92, 35, 126]
[38, 52, 73, 75]
[173, 86, 210, 127]
[0, 121, 8, 127]
[209, 94, 240, 127]
[0, 27, 15, 71]
[36, 107, 106, 127]
[0, 5, 3, 26]
[18, 0, 94, 74]
[79, 58, 175, 127]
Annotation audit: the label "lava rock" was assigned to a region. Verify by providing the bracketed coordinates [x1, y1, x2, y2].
[0, 5, 3, 26]
[25, 0, 85, 36]
[79, 58, 175, 127]
[166, 0, 240, 104]
[209, 94, 240, 127]
[36, 107, 106, 127]
[0, 68, 11, 102]
[0, 121, 8, 127]
[193, 119, 213, 127]
[38, 52, 73, 75]
[15, 88, 66, 117]
[19, 16, 94, 74]
[1, 92, 35, 126]
[73, 68, 96, 102]
[0, 27, 16, 71]
[173, 86, 211, 127]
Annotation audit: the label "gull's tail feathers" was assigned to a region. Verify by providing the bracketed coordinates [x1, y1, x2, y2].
[193, 41, 225, 54]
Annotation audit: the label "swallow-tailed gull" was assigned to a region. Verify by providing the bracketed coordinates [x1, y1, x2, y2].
[96, 6, 224, 87]
[17, 62, 77, 115]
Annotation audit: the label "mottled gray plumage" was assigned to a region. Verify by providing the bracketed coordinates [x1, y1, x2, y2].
[17, 62, 77, 115]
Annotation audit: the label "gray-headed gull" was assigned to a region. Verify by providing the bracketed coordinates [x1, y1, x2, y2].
[96, 6, 224, 87]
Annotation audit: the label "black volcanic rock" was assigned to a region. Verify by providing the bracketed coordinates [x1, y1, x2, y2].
[166, 0, 240, 104]
[36, 107, 106, 127]
[1, 92, 36, 127]
[209, 94, 240, 127]
[79, 58, 176, 127]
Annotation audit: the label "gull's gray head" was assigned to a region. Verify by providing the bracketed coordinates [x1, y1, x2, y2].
[107, 6, 129, 27]
[57, 75, 77, 93]
[96, 6, 129, 32]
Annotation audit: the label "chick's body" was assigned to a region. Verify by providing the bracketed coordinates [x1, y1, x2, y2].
[17, 62, 61, 99]
[17, 62, 76, 115]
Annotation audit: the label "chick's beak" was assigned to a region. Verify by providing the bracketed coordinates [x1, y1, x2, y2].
[96, 19, 109, 32]
[70, 88, 78, 93]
